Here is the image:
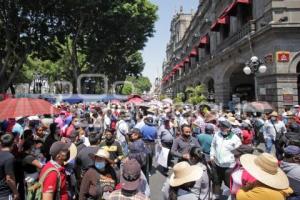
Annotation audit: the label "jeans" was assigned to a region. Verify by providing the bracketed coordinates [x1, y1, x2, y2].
[265, 137, 273, 153]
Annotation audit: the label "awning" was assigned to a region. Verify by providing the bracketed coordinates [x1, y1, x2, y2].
[179, 61, 185, 68]
[210, 15, 230, 31]
[225, 0, 251, 16]
[198, 34, 210, 48]
[189, 48, 198, 57]
[184, 57, 190, 63]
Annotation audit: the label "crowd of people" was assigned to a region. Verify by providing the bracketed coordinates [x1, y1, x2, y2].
[0, 101, 299, 200]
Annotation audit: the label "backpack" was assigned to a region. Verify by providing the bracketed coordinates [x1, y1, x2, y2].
[283, 131, 300, 147]
[27, 167, 61, 200]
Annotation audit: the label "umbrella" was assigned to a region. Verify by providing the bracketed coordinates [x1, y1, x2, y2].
[243, 101, 273, 113]
[0, 98, 60, 119]
[126, 97, 144, 104]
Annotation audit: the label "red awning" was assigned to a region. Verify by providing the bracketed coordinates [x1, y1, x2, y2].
[198, 35, 210, 48]
[189, 48, 198, 57]
[210, 15, 230, 31]
[179, 62, 185, 68]
[225, 0, 251, 16]
[184, 57, 190, 63]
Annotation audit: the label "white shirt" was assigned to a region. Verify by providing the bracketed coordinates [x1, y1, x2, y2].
[263, 120, 287, 140]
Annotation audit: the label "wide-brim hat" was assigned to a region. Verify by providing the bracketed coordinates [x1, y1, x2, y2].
[64, 143, 78, 165]
[240, 153, 289, 190]
[89, 148, 113, 164]
[204, 113, 217, 123]
[169, 161, 203, 187]
[270, 111, 279, 117]
[228, 117, 240, 126]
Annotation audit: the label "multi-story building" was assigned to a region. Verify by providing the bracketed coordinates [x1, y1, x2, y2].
[161, 0, 300, 109]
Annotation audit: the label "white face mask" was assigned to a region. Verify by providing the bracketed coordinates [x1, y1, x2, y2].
[271, 117, 277, 121]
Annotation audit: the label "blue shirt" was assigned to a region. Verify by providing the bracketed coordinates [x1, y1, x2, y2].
[141, 124, 157, 141]
[197, 133, 213, 154]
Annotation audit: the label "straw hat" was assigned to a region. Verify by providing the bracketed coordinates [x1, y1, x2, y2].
[204, 113, 216, 123]
[64, 143, 78, 165]
[240, 153, 289, 189]
[228, 117, 240, 126]
[169, 161, 203, 187]
[270, 111, 279, 117]
[89, 149, 112, 164]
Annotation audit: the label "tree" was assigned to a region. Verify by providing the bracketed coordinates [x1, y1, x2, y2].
[121, 76, 152, 95]
[0, 1, 70, 93]
[0, 0, 158, 93]
[174, 92, 184, 103]
[185, 84, 207, 105]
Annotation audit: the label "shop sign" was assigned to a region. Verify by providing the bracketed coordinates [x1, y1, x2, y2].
[276, 51, 290, 62]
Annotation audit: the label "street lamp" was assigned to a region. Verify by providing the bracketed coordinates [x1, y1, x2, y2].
[243, 56, 267, 100]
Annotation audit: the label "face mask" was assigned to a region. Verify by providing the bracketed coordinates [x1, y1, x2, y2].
[95, 161, 106, 170]
[271, 117, 277, 121]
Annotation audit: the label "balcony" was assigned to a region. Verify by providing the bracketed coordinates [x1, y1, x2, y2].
[216, 20, 254, 53]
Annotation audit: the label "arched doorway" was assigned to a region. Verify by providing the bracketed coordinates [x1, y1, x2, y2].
[229, 66, 255, 102]
[297, 62, 300, 104]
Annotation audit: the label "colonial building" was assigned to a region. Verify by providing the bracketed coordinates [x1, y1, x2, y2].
[161, 0, 300, 109]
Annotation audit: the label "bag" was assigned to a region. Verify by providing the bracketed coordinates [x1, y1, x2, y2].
[27, 167, 61, 200]
[285, 132, 300, 147]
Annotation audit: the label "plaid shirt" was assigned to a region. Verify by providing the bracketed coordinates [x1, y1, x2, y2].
[108, 190, 149, 200]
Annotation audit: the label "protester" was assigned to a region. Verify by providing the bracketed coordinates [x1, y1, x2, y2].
[100, 128, 124, 165]
[42, 123, 61, 161]
[280, 145, 300, 199]
[162, 161, 203, 200]
[79, 149, 117, 200]
[197, 123, 214, 158]
[171, 124, 201, 161]
[140, 116, 157, 175]
[108, 158, 149, 200]
[263, 111, 287, 159]
[39, 141, 71, 200]
[210, 119, 241, 199]
[75, 132, 101, 179]
[236, 153, 293, 200]
[127, 128, 149, 180]
[0, 134, 19, 200]
[229, 145, 256, 199]
[240, 120, 254, 145]
[115, 110, 130, 156]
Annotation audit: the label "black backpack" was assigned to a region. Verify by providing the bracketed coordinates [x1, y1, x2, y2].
[284, 131, 300, 147]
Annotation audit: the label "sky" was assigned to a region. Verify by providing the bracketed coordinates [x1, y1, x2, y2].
[141, 0, 199, 85]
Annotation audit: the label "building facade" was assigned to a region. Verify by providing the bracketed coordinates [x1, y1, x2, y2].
[161, 0, 300, 109]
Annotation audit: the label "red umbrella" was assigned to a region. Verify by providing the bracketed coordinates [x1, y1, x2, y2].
[0, 98, 60, 119]
[127, 97, 144, 104]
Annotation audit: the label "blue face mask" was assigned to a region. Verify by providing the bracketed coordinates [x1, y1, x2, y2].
[95, 161, 106, 170]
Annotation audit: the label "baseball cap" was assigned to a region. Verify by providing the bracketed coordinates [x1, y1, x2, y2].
[219, 120, 232, 129]
[50, 141, 71, 159]
[284, 145, 300, 155]
[120, 159, 141, 191]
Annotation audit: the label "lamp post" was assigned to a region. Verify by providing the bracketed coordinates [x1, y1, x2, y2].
[243, 56, 267, 100]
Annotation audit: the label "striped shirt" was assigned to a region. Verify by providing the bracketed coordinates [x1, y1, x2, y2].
[108, 190, 149, 200]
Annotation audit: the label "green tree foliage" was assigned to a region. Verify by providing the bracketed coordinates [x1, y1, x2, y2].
[174, 92, 184, 103]
[121, 76, 152, 95]
[0, 0, 158, 93]
[185, 84, 207, 105]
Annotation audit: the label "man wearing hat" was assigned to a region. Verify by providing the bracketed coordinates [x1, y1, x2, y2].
[108, 159, 149, 200]
[263, 111, 287, 159]
[236, 153, 293, 200]
[280, 145, 300, 199]
[40, 141, 71, 200]
[210, 119, 241, 199]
